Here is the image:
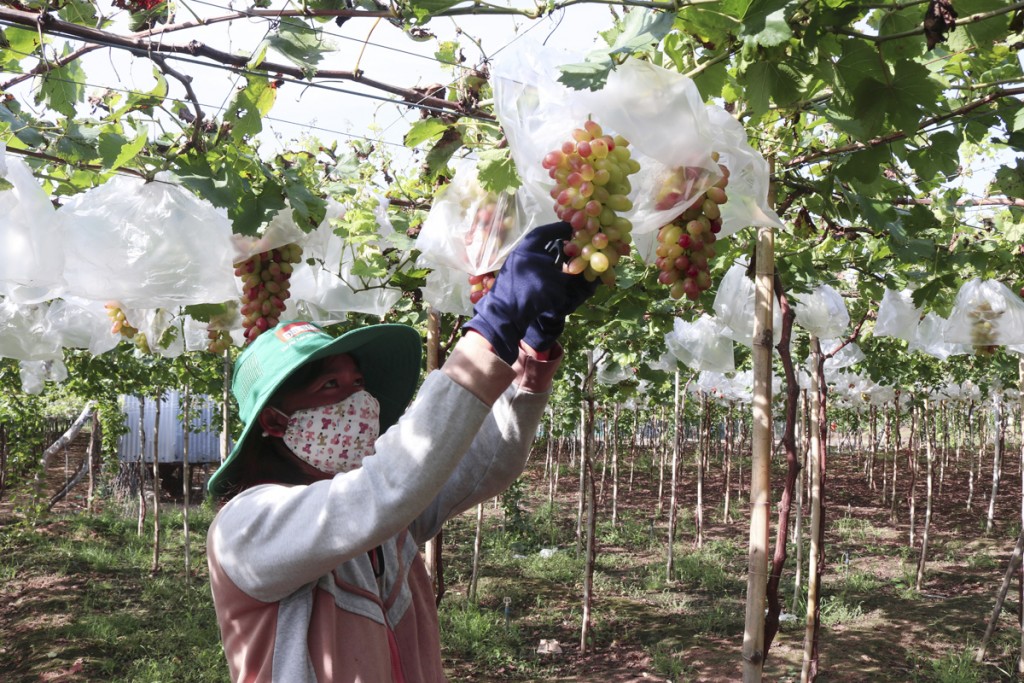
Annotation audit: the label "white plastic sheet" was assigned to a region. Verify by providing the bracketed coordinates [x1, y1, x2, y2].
[943, 278, 1024, 349]
[0, 147, 65, 303]
[793, 285, 849, 339]
[420, 264, 474, 317]
[909, 312, 968, 360]
[19, 359, 67, 395]
[596, 354, 633, 385]
[820, 339, 865, 371]
[0, 298, 62, 361]
[45, 297, 120, 356]
[418, 159, 523, 275]
[59, 174, 238, 308]
[713, 261, 782, 347]
[874, 288, 920, 341]
[665, 315, 734, 373]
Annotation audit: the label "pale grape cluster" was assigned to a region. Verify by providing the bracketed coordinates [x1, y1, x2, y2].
[542, 120, 640, 285]
[654, 167, 730, 301]
[105, 302, 150, 352]
[206, 328, 233, 354]
[236, 243, 303, 344]
[468, 272, 496, 304]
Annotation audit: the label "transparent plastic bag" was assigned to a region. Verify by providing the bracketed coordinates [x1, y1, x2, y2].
[19, 359, 67, 394]
[285, 200, 402, 321]
[596, 354, 633, 385]
[665, 315, 734, 373]
[793, 285, 849, 339]
[420, 264, 473, 317]
[943, 279, 1024, 349]
[0, 298, 62, 361]
[418, 159, 521, 276]
[0, 147, 65, 303]
[874, 288, 921, 341]
[909, 312, 968, 360]
[59, 174, 238, 308]
[712, 261, 783, 347]
[45, 297, 119, 356]
[819, 339, 865, 370]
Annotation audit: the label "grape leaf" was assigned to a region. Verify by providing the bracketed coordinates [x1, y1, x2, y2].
[37, 46, 85, 118]
[476, 148, 520, 194]
[991, 162, 1024, 199]
[558, 9, 674, 91]
[403, 0, 462, 24]
[0, 99, 47, 148]
[58, 0, 98, 26]
[404, 118, 448, 148]
[224, 76, 276, 142]
[98, 122, 148, 171]
[745, 8, 791, 47]
[265, 18, 333, 76]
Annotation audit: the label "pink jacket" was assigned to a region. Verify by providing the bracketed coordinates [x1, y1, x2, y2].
[208, 340, 560, 682]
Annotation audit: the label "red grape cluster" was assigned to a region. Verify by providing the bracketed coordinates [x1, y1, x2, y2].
[542, 120, 640, 285]
[654, 166, 730, 301]
[235, 243, 303, 344]
[468, 272, 497, 304]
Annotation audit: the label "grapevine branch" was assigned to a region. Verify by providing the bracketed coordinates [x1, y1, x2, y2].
[151, 54, 205, 149]
[1, 43, 101, 89]
[827, 1, 1024, 43]
[0, 6, 479, 118]
[785, 87, 1024, 168]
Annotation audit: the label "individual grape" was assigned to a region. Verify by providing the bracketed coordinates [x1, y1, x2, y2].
[105, 303, 139, 340]
[654, 168, 729, 301]
[543, 119, 640, 285]
[468, 271, 497, 304]
[235, 243, 303, 344]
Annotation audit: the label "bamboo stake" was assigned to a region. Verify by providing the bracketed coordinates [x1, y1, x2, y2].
[152, 394, 162, 573]
[742, 219, 774, 682]
[667, 371, 680, 580]
[801, 337, 824, 683]
[183, 389, 192, 583]
[916, 401, 934, 591]
[987, 389, 1004, 535]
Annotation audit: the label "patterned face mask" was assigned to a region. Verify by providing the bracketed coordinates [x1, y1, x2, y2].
[279, 390, 380, 474]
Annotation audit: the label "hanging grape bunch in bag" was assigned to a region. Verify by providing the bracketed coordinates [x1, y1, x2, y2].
[235, 243, 303, 343]
[654, 155, 730, 301]
[465, 193, 512, 304]
[105, 302, 150, 353]
[541, 119, 640, 284]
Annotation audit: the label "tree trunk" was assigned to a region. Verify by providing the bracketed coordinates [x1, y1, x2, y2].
[183, 388, 192, 582]
[221, 349, 231, 463]
[579, 351, 597, 653]
[916, 401, 935, 590]
[696, 394, 707, 549]
[667, 371, 681, 581]
[152, 394, 162, 573]
[138, 399, 147, 537]
[424, 307, 442, 596]
[611, 403, 620, 528]
[801, 337, 825, 683]
[976, 530, 1024, 663]
[987, 391, 1004, 535]
[742, 219, 774, 682]
[908, 404, 918, 548]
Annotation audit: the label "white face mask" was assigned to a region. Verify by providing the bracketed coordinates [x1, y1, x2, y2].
[279, 390, 381, 474]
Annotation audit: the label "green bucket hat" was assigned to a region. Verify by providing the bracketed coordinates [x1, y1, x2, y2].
[207, 321, 422, 499]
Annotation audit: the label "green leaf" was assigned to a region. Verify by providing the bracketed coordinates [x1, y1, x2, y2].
[224, 76, 276, 141]
[58, 0, 98, 25]
[476, 147, 520, 194]
[282, 167, 327, 231]
[37, 46, 85, 118]
[557, 58, 614, 92]
[404, 118, 448, 148]
[0, 99, 47, 148]
[98, 122, 148, 171]
[50, 120, 101, 164]
[746, 8, 791, 47]
[265, 17, 333, 75]
[558, 9, 673, 91]
[422, 130, 462, 179]
[991, 161, 1024, 199]
[404, 0, 462, 24]
[741, 60, 803, 113]
[110, 68, 167, 119]
[0, 177, 13, 191]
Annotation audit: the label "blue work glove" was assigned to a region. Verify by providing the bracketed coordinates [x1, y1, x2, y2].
[464, 221, 594, 364]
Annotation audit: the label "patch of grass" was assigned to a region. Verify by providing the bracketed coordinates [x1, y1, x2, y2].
[832, 514, 881, 544]
[965, 552, 998, 570]
[819, 593, 865, 626]
[907, 646, 986, 683]
[648, 641, 694, 680]
[438, 596, 523, 670]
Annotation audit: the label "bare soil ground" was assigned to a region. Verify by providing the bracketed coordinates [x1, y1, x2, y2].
[3, 434, 1023, 682]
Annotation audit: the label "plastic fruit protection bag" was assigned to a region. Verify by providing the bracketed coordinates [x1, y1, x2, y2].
[0, 147, 65, 303]
[664, 315, 734, 373]
[793, 285, 849, 339]
[285, 199, 402, 321]
[59, 174, 238, 308]
[0, 298, 62, 361]
[874, 288, 920, 341]
[19, 359, 68, 395]
[418, 159, 521, 276]
[596, 353, 632, 386]
[45, 297, 120, 356]
[943, 279, 1024, 349]
[712, 261, 782, 347]
[909, 312, 967, 360]
[420, 264, 473, 317]
[818, 339, 865, 371]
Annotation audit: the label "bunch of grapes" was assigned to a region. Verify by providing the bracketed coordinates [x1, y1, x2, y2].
[235, 243, 303, 344]
[105, 303, 139, 339]
[465, 196, 510, 304]
[206, 328, 233, 354]
[654, 166, 730, 301]
[468, 272, 497, 304]
[541, 120, 640, 285]
[969, 302, 1000, 355]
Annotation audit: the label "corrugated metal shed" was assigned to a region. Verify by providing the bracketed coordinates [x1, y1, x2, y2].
[118, 392, 228, 464]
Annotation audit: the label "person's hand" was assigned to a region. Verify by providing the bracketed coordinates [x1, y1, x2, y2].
[521, 262, 597, 354]
[464, 221, 592, 364]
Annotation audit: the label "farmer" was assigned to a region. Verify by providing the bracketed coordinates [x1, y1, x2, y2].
[205, 221, 593, 682]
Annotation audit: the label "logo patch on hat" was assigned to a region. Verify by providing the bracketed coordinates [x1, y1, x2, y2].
[276, 322, 325, 343]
